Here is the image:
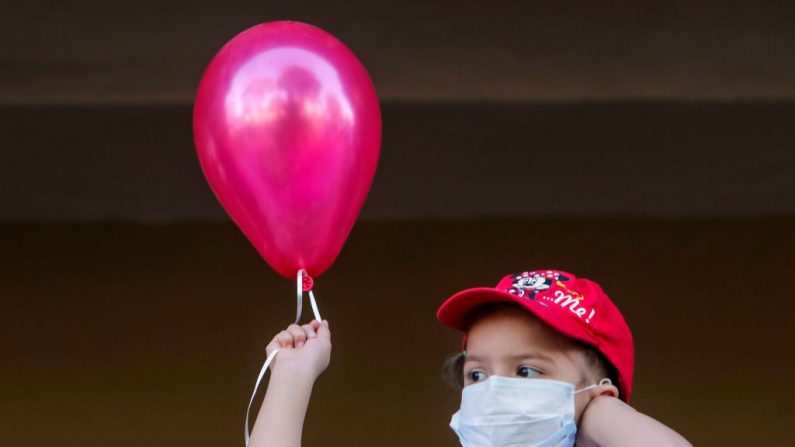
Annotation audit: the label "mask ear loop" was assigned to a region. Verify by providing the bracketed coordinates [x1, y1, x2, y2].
[574, 378, 613, 395]
[244, 268, 323, 446]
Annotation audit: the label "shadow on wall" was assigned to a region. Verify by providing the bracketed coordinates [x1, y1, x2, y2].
[1, 102, 794, 220]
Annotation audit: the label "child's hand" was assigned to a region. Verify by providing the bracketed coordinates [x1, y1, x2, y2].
[251, 321, 331, 447]
[576, 396, 692, 447]
[265, 320, 331, 381]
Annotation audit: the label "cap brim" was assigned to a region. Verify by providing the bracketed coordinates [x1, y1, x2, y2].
[437, 287, 525, 331]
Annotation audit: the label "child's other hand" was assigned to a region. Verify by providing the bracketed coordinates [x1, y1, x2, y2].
[576, 396, 692, 447]
[265, 320, 331, 381]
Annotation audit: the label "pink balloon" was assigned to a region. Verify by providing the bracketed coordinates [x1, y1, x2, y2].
[194, 21, 381, 280]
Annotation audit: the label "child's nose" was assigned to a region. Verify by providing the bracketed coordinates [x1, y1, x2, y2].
[492, 369, 515, 378]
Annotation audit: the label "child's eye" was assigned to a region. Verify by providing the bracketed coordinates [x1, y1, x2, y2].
[468, 370, 486, 382]
[516, 366, 540, 378]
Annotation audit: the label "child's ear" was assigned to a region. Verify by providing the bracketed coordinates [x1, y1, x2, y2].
[588, 379, 619, 400]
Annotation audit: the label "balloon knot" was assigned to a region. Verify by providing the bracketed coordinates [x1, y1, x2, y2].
[301, 274, 314, 292]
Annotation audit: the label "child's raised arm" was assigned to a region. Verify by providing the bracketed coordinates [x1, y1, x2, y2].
[576, 395, 692, 447]
[248, 320, 331, 447]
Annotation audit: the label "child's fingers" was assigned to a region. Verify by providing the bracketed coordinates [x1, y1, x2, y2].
[286, 324, 307, 347]
[301, 322, 317, 338]
[316, 319, 331, 341]
[265, 337, 280, 356]
[269, 321, 324, 353]
[276, 330, 294, 348]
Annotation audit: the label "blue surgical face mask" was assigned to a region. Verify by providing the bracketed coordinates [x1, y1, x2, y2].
[449, 376, 611, 447]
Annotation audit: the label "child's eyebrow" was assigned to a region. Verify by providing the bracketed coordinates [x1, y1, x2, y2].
[464, 353, 554, 363]
[463, 355, 485, 363]
[508, 353, 555, 362]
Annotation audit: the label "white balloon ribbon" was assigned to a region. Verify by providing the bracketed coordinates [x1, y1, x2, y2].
[244, 269, 322, 446]
[296, 269, 322, 323]
[244, 347, 279, 446]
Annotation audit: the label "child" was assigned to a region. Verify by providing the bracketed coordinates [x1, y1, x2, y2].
[248, 269, 691, 447]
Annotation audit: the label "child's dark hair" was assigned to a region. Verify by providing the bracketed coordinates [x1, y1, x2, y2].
[441, 303, 619, 391]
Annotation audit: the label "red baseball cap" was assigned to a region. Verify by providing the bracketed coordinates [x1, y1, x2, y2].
[437, 269, 635, 401]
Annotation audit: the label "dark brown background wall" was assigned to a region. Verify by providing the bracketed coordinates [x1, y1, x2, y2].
[4, 1, 795, 103]
[4, 219, 794, 446]
[2, 1, 794, 446]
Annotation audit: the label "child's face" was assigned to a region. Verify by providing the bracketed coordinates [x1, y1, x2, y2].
[462, 307, 597, 422]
